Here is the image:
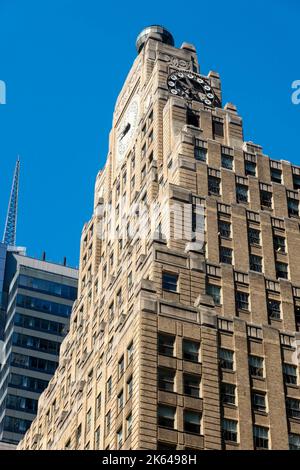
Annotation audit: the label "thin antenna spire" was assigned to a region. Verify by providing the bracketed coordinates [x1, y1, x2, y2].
[2, 157, 20, 246]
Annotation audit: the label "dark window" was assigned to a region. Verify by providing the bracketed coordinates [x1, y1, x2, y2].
[236, 291, 249, 311]
[157, 442, 177, 450]
[253, 426, 269, 449]
[157, 405, 175, 429]
[158, 368, 175, 392]
[260, 190, 272, 208]
[245, 160, 256, 177]
[288, 198, 299, 216]
[127, 376, 133, 399]
[106, 377, 112, 400]
[249, 254, 262, 273]
[117, 390, 124, 412]
[187, 109, 199, 127]
[208, 176, 221, 196]
[162, 272, 178, 292]
[207, 284, 221, 305]
[252, 391, 266, 413]
[16, 294, 72, 318]
[18, 275, 77, 300]
[296, 305, 300, 330]
[219, 349, 234, 371]
[218, 220, 231, 238]
[286, 398, 300, 419]
[194, 146, 207, 162]
[271, 168, 282, 184]
[249, 356, 264, 378]
[183, 374, 200, 397]
[220, 247, 233, 264]
[267, 299, 281, 320]
[127, 341, 134, 364]
[222, 419, 238, 443]
[293, 174, 300, 190]
[221, 154, 233, 170]
[248, 227, 260, 245]
[158, 333, 175, 357]
[276, 262, 288, 279]
[183, 410, 201, 434]
[289, 434, 300, 450]
[221, 383, 236, 405]
[118, 356, 124, 378]
[236, 184, 248, 203]
[274, 235, 286, 253]
[213, 119, 224, 138]
[183, 339, 200, 363]
[283, 363, 297, 385]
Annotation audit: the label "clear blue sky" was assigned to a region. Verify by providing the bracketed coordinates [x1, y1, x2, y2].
[0, 0, 299, 267]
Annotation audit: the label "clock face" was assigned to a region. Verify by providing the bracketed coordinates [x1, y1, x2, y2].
[116, 96, 140, 163]
[167, 70, 221, 108]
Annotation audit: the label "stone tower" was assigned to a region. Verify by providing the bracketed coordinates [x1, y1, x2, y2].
[18, 26, 300, 451]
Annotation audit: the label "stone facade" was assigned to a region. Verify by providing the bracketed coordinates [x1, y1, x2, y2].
[18, 27, 300, 451]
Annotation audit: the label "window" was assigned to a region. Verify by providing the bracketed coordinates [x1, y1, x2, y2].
[286, 398, 300, 419]
[105, 411, 111, 434]
[271, 168, 282, 183]
[162, 272, 178, 292]
[236, 291, 249, 311]
[219, 349, 234, 371]
[95, 427, 100, 450]
[183, 374, 200, 398]
[253, 426, 269, 449]
[96, 392, 101, 416]
[219, 220, 231, 238]
[296, 305, 300, 330]
[116, 288, 122, 306]
[118, 356, 124, 378]
[260, 190, 272, 208]
[141, 165, 146, 181]
[221, 154, 233, 170]
[183, 339, 200, 363]
[208, 176, 221, 196]
[293, 174, 300, 190]
[207, 284, 221, 306]
[249, 254, 262, 273]
[157, 405, 175, 429]
[118, 390, 124, 412]
[157, 442, 177, 450]
[249, 356, 264, 378]
[289, 434, 300, 450]
[183, 410, 201, 434]
[126, 413, 132, 437]
[127, 376, 133, 399]
[222, 419, 238, 443]
[220, 247, 233, 264]
[106, 377, 112, 400]
[212, 119, 224, 138]
[221, 383, 236, 405]
[236, 184, 248, 203]
[276, 262, 288, 279]
[245, 160, 256, 177]
[117, 427, 123, 449]
[248, 227, 260, 245]
[274, 235, 286, 253]
[158, 333, 175, 357]
[267, 299, 281, 320]
[194, 146, 207, 162]
[252, 392, 266, 413]
[187, 109, 199, 127]
[288, 198, 299, 216]
[86, 408, 92, 433]
[283, 363, 297, 385]
[158, 368, 175, 392]
[127, 342, 133, 365]
[76, 423, 82, 445]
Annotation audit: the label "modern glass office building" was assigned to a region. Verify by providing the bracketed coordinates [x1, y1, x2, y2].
[0, 244, 78, 445]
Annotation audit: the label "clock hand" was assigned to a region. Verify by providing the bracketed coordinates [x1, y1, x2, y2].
[120, 122, 131, 140]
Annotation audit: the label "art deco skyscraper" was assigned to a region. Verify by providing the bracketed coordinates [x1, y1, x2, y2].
[19, 26, 300, 451]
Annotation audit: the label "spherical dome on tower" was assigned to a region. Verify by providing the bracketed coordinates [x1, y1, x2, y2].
[136, 25, 174, 53]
